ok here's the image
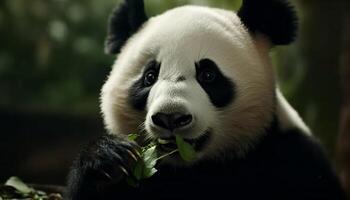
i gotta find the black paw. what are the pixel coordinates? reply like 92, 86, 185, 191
66, 134, 141, 200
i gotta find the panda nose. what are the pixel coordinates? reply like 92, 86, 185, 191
151, 112, 193, 131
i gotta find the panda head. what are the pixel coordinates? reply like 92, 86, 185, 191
101, 0, 297, 162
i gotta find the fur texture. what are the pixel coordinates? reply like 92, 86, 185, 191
66, 1, 346, 199
101, 5, 276, 159
105, 0, 148, 54
66, 124, 346, 200
238, 0, 297, 45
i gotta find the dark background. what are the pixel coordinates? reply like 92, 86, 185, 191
0, 0, 349, 195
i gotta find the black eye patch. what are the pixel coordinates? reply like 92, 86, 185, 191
129, 60, 160, 110
195, 59, 235, 108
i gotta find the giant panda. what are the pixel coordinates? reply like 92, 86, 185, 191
66, 0, 346, 199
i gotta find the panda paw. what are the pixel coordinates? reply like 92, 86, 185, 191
65, 134, 141, 200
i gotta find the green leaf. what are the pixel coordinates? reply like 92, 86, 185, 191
5, 177, 33, 194
1, 177, 57, 200
131, 145, 158, 182
127, 133, 138, 141
143, 167, 158, 179
0, 185, 23, 199
143, 146, 157, 168
126, 176, 139, 188
127, 133, 197, 187
133, 160, 145, 181
175, 135, 197, 162
141, 146, 158, 179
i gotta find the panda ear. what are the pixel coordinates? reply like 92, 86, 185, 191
238, 0, 298, 45
105, 0, 148, 55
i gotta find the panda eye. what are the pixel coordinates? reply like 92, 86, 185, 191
198, 70, 217, 83
144, 69, 158, 87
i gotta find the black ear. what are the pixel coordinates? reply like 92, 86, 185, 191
238, 0, 297, 45
105, 0, 148, 54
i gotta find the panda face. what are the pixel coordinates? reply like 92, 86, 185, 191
144, 57, 234, 152
101, 6, 276, 161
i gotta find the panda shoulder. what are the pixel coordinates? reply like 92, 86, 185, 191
264, 89, 335, 169
264, 89, 332, 163
275, 88, 311, 135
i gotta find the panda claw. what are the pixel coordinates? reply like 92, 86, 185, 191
126, 149, 138, 162
133, 148, 142, 158
118, 165, 130, 176
125, 142, 142, 158
66, 134, 141, 200
101, 170, 113, 180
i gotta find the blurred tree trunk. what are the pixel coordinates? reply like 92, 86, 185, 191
294, 0, 350, 194
337, 0, 350, 196
292, 1, 343, 156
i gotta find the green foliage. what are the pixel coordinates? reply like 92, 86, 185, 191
175, 135, 197, 162
0, 0, 116, 114
5, 177, 33, 194
0, 176, 62, 199
127, 133, 197, 186
133, 145, 158, 181
0, 0, 242, 115
127, 135, 159, 186
0, 0, 340, 158
127, 133, 139, 141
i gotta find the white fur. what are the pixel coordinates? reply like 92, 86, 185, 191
276, 88, 312, 135
100, 5, 310, 160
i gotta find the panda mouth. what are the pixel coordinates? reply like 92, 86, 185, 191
157, 130, 211, 152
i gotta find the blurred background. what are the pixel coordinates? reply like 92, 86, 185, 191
0, 0, 349, 195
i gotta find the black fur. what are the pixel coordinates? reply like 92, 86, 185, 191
66, 135, 140, 200
196, 59, 235, 108
65, 122, 346, 200
105, 0, 147, 54
129, 60, 160, 110
66, 1, 345, 199
238, 0, 298, 45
